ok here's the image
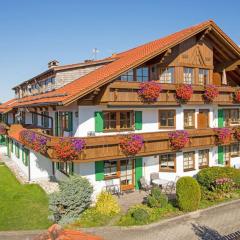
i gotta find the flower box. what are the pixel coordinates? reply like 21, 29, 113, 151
203, 85, 219, 102
214, 128, 231, 145
138, 81, 162, 103
168, 130, 189, 150
19, 130, 50, 155
54, 138, 86, 162
176, 84, 193, 102
120, 134, 144, 156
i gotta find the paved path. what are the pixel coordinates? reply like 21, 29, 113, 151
0, 230, 44, 240
84, 200, 240, 240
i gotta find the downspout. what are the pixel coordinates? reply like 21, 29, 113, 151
28, 152, 31, 182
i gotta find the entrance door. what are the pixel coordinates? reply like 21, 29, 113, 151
120, 159, 134, 191
197, 109, 209, 129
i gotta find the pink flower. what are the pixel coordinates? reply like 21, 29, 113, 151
168, 130, 189, 150
138, 81, 162, 103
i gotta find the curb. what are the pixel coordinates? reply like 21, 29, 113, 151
81, 198, 240, 232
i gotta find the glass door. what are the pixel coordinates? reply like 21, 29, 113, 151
120, 159, 134, 191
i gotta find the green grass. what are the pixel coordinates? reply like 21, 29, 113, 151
0, 165, 52, 230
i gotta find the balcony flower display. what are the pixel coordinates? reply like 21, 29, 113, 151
214, 128, 231, 145
54, 138, 86, 162
138, 81, 162, 103
19, 129, 50, 154
234, 89, 240, 103
168, 130, 189, 150
0, 124, 7, 135
203, 85, 219, 102
120, 134, 144, 156
234, 127, 240, 141
175, 84, 193, 102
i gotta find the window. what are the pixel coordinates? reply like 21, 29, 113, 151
120, 70, 134, 81
231, 144, 240, 157
15, 143, 20, 158
223, 109, 240, 126
104, 160, 119, 178
159, 67, 174, 83
103, 111, 133, 131
199, 69, 209, 85
184, 110, 195, 129
159, 153, 176, 172
57, 162, 74, 176
41, 111, 49, 128
136, 67, 149, 82
184, 67, 194, 84
32, 112, 38, 126
183, 151, 195, 171
159, 110, 175, 128
223, 146, 231, 166
198, 149, 209, 168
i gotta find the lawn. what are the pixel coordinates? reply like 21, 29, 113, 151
0, 164, 52, 230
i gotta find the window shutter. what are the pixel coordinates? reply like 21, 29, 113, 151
6, 138, 10, 157
218, 109, 224, 128
135, 157, 143, 190
218, 146, 224, 165
56, 162, 60, 170
135, 111, 142, 130
95, 161, 104, 181
69, 162, 74, 175
22, 147, 25, 162
68, 112, 73, 132
55, 112, 59, 136
95, 112, 104, 133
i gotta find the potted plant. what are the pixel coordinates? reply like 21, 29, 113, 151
120, 134, 144, 156
54, 138, 86, 162
214, 128, 231, 145
0, 124, 7, 135
176, 84, 193, 102
203, 85, 219, 102
168, 130, 189, 150
138, 81, 162, 103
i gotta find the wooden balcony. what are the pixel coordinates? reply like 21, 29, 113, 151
99, 81, 238, 106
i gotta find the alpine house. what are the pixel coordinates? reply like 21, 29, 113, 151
1, 20, 240, 196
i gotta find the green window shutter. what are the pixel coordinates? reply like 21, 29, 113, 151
69, 162, 74, 175
0, 136, 6, 145
68, 112, 73, 132
218, 109, 224, 128
24, 149, 30, 166
6, 138, 10, 157
22, 147, 25, 162
95, 161, 104, 181
95, 112, 104, 133
56, 162, 60, 170
218, 146, 224, 165
55, 112, 59, 136
135, 111, 142, 130
135, 157, 143, 190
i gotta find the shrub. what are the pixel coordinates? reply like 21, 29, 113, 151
196, 166, 240, 190
129, 204, 152, 224
147, 187, 168, 208
95, 192, 120, 216
176, 177, 201, 212
49, 175, 93, 225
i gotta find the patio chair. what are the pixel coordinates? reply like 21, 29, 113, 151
150, 172, 160, 185
163, 176, 180, 194
105, 179, 121, 197
139, 177, 152, 192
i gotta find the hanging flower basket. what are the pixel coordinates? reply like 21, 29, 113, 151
19, 130, 50, 155
214, 128, 231, 145
138, 81, 162, 103
54, 138, 86, 162
120, 134, 144, 156
176, 84, 193, 102
234, 127, 240, 141
203, 85, 219, 102
0, 124, 7, 135
168, 130, 189, 150
234, 89, 240, 103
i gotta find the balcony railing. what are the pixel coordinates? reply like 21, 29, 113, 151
99, 82, 237, 106
6, 124, 239, 162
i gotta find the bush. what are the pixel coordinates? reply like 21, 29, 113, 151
196, 167, 240, 190
95, 192, 120, 216
129, 204, 152, 224
147, 187, 168, 208
176, 177, 201, 212
49, 175, 93, 225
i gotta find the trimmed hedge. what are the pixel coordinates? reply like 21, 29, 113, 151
176, 177, 201, 212
196, 167, 240, 190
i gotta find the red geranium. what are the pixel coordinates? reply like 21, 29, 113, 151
0, 124, 7, 135
234, 89, 240, 103
168, 130, 189, 150
138, 81, 162, 103
235, 127, 240, 141
176, 84, 193, 102
54, 141, 78, 162
204, 85, 219, 102
214, 128, 231, 145
120, 134, 144, 156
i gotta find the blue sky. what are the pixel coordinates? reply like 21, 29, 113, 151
0, 0, 239, 102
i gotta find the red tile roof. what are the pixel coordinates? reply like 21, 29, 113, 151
6, 20, 240, 109
0, 99, 17, 113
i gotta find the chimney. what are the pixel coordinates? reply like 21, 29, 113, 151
48, 60, 59, 69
